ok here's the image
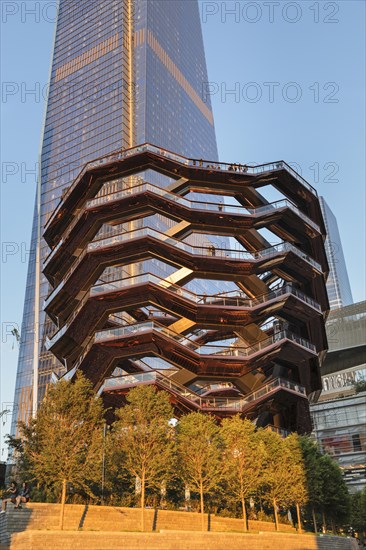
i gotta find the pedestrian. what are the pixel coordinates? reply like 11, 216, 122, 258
1, 481, 18, 511
14, 482, 31, 509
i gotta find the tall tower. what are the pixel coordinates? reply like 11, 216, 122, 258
12, 0, 329, 437
11, 0, 218, 433
319, 197, 353, 310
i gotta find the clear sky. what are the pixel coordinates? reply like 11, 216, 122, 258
0, 0, 365, 458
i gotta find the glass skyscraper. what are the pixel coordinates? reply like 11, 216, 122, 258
11, 0, 219, 433
12, 0, 329, 437
319, 197, 353, 310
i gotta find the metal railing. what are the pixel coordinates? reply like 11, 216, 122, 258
90, 272, 321, 311
46, 275, 321, 350
44, 142, 317, 231
102, 372, 306, 411
86, 181, 320, 231
44, 227, 321, 310
87, 226, 322, 269
94, 320, 316, 355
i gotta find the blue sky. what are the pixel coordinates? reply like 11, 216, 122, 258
0, 1, 365, 457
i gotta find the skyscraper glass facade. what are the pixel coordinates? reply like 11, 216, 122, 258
319, 197, 353, 310
11, 0, 219, 433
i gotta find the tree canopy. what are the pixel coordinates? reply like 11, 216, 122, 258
177, 412, 223, 530
13, 373, 105, 528
7, 383, 352, 534
113, 385, 176, 530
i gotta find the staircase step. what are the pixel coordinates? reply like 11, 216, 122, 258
6, 530, 359, 550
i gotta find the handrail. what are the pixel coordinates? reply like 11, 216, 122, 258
44, 142, 317, 231
86, 227, 322, 269
90, 273, 321, 310
69, 321, 316, 378
44, 231, 321, 310
69, 319, 316, 375
101, 372, 306, 412
44, 185, 320, 267
85, 182, 320, 231
45, 275, 321, 349
93, 320, 316, 354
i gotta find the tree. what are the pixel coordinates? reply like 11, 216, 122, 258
112, 386, 175, 531
221, 416, 265, 531
319, 453, 350, 533
258, 428, 292, 531
14, 373, 105, 529
350, 487, 366, 534
299, 436, 324, 533
284, 434, 308, 533
177, 412, 223, 531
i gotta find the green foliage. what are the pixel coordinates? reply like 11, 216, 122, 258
12, 373, 105, 501
7, 378, 352, 534
177, 412, 223, 529
284, 434, 308, 507
350, 487, 366, 533
299, 436, 351, 531
177, 412, 223, 497
112, 386, 175, 530
113, 385, 175, 489
319, 453, 350, 525
258, 428, 292, 506
221, 416, 265, 528
299, 436, 324, 507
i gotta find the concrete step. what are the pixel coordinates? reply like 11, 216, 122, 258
4, 503, 296, 535
7, 531, 359, 550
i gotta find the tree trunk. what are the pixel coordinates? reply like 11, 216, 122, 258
200, 482, 205, 531
141, 474, 145, 532
273, 498, 279, 531
59, 479, 67, 530
331, 517, 336, 535
312, 506, 317, 534
296, 502, 302, 534
241, 497, 248, 532
322, 510, 326, 533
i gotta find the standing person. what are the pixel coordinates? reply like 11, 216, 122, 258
14, 482, 30, 509
1, 481, 18, 511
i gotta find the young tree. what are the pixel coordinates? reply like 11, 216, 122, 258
284, 433, 308, 533
112, 385, 175, 531
177, 412, 223, 531
319, 453, 350, 533
350, 487, 366, 534
258, 428, 292, 531
221, 416, 265, 531
299, 436, 324, 533
14, 373, 105, 529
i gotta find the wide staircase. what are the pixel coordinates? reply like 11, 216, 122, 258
0, 504, 358, 550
